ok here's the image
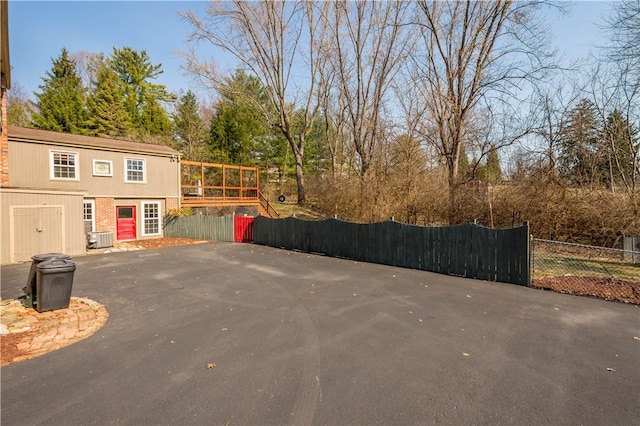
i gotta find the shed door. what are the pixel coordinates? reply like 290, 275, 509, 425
13, 206, 64, 262
116, 206, 137, 241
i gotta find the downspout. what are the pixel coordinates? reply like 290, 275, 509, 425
177, 154, 181, 208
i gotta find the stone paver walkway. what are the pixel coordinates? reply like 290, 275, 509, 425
0, 297, 108, 366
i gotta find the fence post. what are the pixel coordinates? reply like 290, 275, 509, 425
624, 236, 640, 263
524, 221, 532, 286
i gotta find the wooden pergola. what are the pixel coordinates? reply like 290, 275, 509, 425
180, 160, 278, 217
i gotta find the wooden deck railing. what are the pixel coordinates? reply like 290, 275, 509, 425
180, 160, 279, 217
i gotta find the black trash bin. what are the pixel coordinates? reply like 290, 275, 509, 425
23, 253, 72, 308
35, 259, 76, 313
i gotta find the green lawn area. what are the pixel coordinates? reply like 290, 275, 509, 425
533, 253, 640, 282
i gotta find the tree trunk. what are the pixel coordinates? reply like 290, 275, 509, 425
448, 170, 459, 225
283, 131, 306, 205
447, 153, 461, 225
294, 150, 306, 205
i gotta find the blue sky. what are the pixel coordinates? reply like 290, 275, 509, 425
9, 1, 211, 98
8, 1, 615, 103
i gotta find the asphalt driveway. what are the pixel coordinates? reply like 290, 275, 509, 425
1, 242, 639, 425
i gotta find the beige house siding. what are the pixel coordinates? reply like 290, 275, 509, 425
1, 189, 86, 264
8, 140, 180, 198
1, 127, 181, 264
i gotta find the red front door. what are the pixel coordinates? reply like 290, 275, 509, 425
116, 206, 136, 241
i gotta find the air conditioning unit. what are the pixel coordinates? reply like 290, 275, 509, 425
87, 231, 113, 249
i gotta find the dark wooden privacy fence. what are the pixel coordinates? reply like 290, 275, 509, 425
254, 217, 532, 286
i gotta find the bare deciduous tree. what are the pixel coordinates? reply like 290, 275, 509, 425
587, 62, 640, 196
70, 50, 104, 90
521, 78, 586, 188
314, 28, 349, 178
183, 1, 325, 205
606, 0, 640, 70
600, 1, 640, 194
324, 1, 413, 178
409, 0, 557, 223
6, 82, 34, 127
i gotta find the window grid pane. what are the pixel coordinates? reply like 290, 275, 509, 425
144, 203, 159, 235
83, 202, 93, 221
126, 159, 144, 182
53, 153, 77, 179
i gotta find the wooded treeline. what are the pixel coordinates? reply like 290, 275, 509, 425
7, 1, 640, 248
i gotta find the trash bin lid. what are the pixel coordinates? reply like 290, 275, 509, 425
36, 259, 76, 271
31, 253, 72, 262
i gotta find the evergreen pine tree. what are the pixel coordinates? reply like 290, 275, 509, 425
172, 90, 208, 161
32, 48, 87, 133
209, 69, 270, 165
558, 98, 601, 186
484, 147, 502, 183
602, 109, 638, 188
209, 102, 256, 164
473, 156, 485, 181
458, 144, 471, 180
85, 66, 131, 138
301, 112, 332, 174
106, 47, 174, 137
140, 98, 172, 136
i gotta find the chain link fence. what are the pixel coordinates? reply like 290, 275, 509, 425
532, 239, 640, 304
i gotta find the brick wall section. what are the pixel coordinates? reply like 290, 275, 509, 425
166, 198, 179, 211
0, 78, 8, 187
95, 197, 116, 235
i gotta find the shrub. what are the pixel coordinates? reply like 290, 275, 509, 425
166, 207, 193, 217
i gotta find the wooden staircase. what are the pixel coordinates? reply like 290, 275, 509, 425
258, 191, 280, 218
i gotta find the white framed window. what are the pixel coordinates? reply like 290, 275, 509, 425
50, 151, 79, 180
83, 200, 95, 233
92, 159, 113, 177
125, 158, 146, 183
142, 201, 161, 236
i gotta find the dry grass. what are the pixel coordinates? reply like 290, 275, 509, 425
271, 201, 326, 220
